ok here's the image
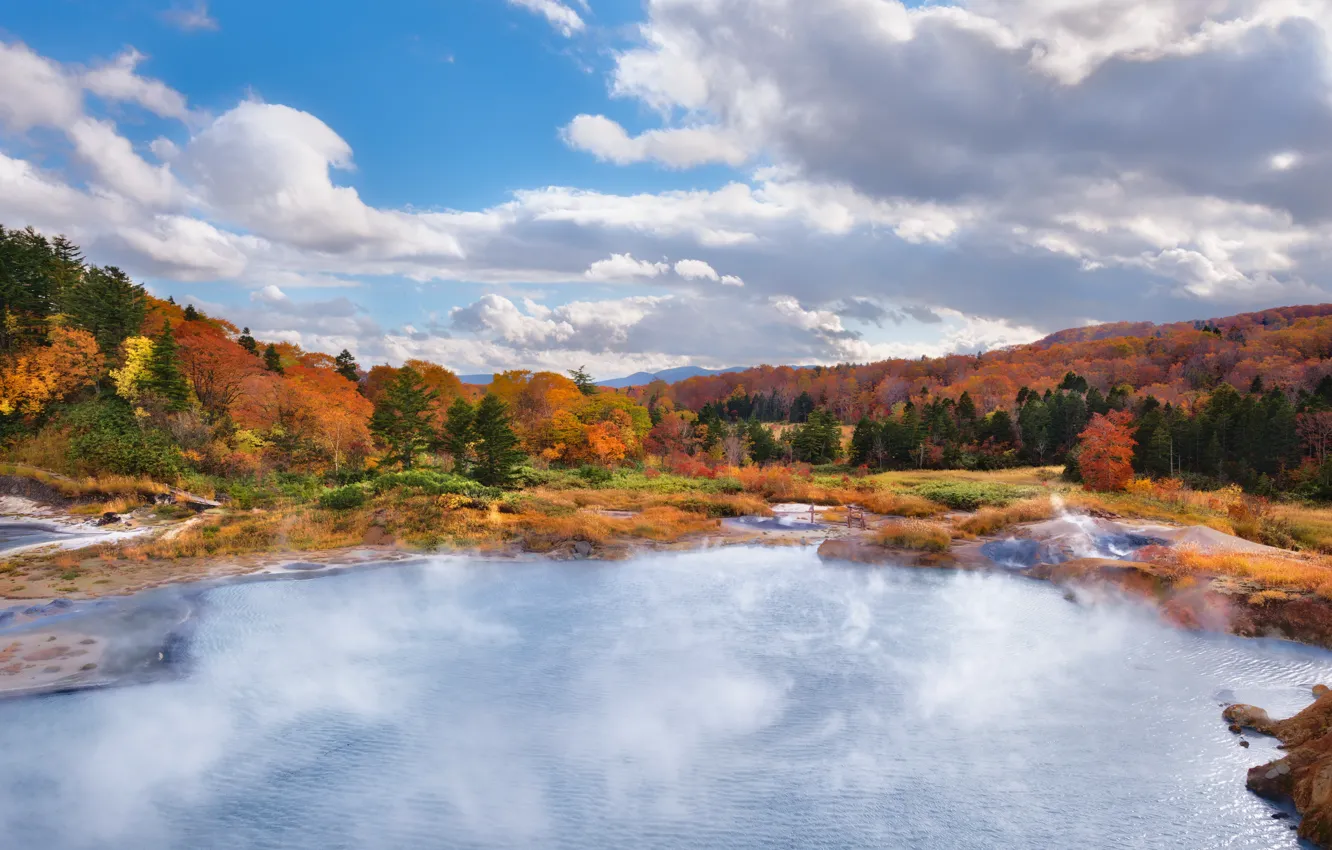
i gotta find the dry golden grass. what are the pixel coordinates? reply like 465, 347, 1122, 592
865, 466, 1064, 489
955, 497, 1056, 536
874, 519, 952, 553
1248, 589, 1294, 606
1139, 545, 1332, 593
856, 490, 947, 518
0, 463, 168, 500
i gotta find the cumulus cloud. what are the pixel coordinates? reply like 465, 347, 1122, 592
82, 49, 191, 119
5, 4, 1332, 376
585, 253, 669, 281
506, 0, 585, 37
562, 115, 749, 168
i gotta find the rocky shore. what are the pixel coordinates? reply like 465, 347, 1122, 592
1225, 688, 1332, 846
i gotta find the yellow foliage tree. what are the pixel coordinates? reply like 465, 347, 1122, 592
0, 327, 101, 416
110, 336, 155, 401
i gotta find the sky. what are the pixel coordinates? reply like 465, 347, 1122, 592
2, 0, 1331, 381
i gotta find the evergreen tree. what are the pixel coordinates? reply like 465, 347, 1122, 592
792, 409, 842, 463
238, 328, 258, 355
334, 349, 359, 383
146, 321, 192, 411
183, 304, 200, 321
568, 365, 597, 396
370, 365, 438, 468
471, 394, 525, 487
262, 344, 284, 374
849, 416, 882, 467
441, 397, 476, 472
789, 391, 815, 423
0, 226, 59, 353
746, 418, 781, 464
62, 265, 146, 356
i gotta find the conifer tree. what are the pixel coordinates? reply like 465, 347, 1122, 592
62, 265, 146, 356
568, 365, 597, 396
147, 321, 191, 411
334, 349, 359, 383
441, 397, 476, 473
471, 394, 524, 487
238, 328, 258, 355
370, 365, 438, 468
183, 304, 200, 321
262, 343, 284, 374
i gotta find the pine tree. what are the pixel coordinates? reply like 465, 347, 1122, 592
183, 304, 200, 321
441, 397, 475, 473
334, 349, 359, 383
146, 321, 192, 411
370, 365, 438, 468
238, 328, 258, 355
262, 344, 284, 374
61, 265, 146, 356
746, 418, 781, 464
568, 365, 597, 396
849, 416, 881, 467
471, 394, 525, 487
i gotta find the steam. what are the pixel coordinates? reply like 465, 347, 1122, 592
2, 548, 1332, 848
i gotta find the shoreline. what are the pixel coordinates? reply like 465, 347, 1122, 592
6, 499, 1332, 697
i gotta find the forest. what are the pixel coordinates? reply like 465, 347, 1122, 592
4, 224, 1332, 505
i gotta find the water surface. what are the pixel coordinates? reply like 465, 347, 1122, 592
0, 547, 1326, 849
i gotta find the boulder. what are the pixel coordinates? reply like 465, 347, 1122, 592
1227, 690, 1332, 846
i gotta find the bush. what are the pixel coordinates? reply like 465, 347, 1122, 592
911, 481, 1034, 511
64, 398, 182, 480
577, 465, 615, 486
319, 484, 367, 510
373, 469, 502, 502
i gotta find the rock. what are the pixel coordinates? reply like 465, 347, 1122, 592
95, 512, 119, 526
1316, 684, 1330, 699
1228, 690, 1332, 846
1240, 740, 1250, 748
572, 540, 594, 559
1223, 704, 1275, 735
1229, 724, 1243, 734
1274, 812, 1291, 820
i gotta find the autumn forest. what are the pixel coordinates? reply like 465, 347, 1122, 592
5, 224, 1332, 507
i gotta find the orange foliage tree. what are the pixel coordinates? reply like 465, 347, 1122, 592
1077, 411, 1137, 491
0, 327, 101, 416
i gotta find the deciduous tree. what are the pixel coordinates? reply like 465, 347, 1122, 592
1077, 411, 1137, 492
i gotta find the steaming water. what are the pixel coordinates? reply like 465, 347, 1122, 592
1, 546, 1329, 849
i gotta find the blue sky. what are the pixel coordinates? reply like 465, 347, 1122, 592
0, 0, 1326, 379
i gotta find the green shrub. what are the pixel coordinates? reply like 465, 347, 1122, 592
577, 465, 615, 486
910, 481, 1035, 511
319, 484, 367, 510
64, 399, 182, 479
373, 469, 502, 501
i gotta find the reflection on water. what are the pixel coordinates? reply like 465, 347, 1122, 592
0, 547, 1326, 849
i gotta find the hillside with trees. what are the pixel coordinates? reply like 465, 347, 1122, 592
5, 223, 1332, 505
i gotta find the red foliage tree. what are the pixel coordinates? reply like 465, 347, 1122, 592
1077, 411, 1137, 492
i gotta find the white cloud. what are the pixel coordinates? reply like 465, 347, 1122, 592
67, 118, 184, 208
82, 49, 190, 120
506, 0, 585, 37
0, 41, 82, 132
562, 114, 749, 168
673, 259, 718, 280
161, 2, 219, 32
584, 252, 669, 281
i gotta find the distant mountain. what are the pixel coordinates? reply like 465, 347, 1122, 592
597, 366, 747, 388
458, 366, 747, 388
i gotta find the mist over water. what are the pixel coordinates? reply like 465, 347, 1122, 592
1, 547, 1328, 849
